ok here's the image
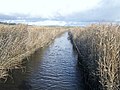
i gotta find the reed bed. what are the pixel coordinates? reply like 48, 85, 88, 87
0, 24, 66, 82
71, 24, 120, 90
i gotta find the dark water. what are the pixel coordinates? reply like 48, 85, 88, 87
0, 32, 85, 90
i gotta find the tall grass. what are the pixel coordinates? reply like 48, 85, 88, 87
0, 24, 66, 82
71, 24, 120, 90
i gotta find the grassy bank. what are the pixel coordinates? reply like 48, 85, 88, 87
0, 24, 66, 82
70, 24, 120, 90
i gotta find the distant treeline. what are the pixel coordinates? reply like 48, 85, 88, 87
0, 21, 17, 25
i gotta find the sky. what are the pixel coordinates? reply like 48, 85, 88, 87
0, 0, 120, 25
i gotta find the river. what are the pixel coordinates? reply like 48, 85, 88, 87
0, 32, 85, 90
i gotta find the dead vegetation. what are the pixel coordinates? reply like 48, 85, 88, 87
71, 24, 120, 90
0, 24, 66, 82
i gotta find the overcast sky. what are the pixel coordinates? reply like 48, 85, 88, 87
0, 0, 120, 25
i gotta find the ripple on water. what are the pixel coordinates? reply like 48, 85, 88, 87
0, 32, 85, 90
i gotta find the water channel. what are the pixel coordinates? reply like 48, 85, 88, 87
0, 32, 85, 90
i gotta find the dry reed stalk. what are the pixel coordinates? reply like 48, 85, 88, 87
0, 24, 66, 82
71, 24, 120, 90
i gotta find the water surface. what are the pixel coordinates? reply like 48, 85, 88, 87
0, 32, 85, 90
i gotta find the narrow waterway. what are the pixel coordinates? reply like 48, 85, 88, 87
0, 32, 85, 90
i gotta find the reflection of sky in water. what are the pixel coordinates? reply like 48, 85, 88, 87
26, 32, 85, 90
0, 32, 85, 90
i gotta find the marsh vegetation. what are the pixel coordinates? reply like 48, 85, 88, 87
0, 24, 66, 82
71, 24, 120, 90
0, 23, 120, 90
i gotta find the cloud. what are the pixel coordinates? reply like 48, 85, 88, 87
27, 20, 67, 26
0, 0, 120, 26
58, 0, 120, 22
0, 0, 101, 18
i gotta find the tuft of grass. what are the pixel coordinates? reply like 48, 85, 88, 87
0, 24, 66, 82
71, 24, 120, 90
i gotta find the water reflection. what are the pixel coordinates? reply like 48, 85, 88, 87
18, 80, 32, 90
0, 32, 85, 90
